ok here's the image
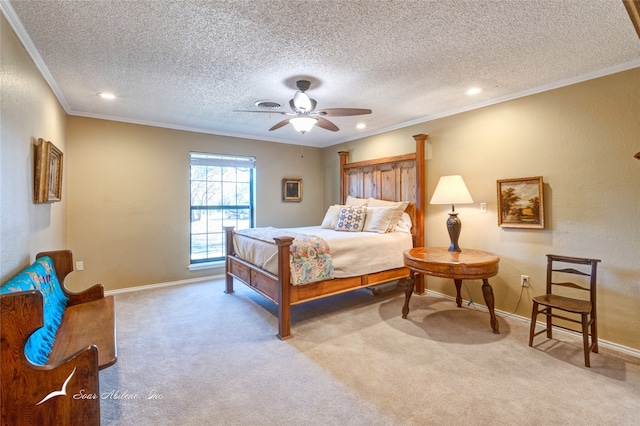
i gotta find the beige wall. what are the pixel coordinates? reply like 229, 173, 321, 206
324, 68, 640, 350
0, 14, 68, 281
65, 117, 323, 291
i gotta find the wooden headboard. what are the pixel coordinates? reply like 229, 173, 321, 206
338, 134, 426, 247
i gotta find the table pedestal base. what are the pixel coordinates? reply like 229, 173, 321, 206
402, 273, 500, 334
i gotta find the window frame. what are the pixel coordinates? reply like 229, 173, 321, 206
189, 152, 255, 264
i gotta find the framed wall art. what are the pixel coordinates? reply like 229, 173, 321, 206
282, 178, 302, 202
34, 138, 63, 203
497, 176, 544, 229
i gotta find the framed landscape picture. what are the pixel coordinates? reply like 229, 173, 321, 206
282, 178, 302, 202
497, 176, 544, 229
34, 138, 63, 203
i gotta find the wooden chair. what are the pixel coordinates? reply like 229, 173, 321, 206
528, 254, 601, 367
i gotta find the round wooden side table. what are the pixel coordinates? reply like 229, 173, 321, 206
402, 247, 501, 333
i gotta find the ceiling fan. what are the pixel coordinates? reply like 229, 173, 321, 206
235, 80, 372, 134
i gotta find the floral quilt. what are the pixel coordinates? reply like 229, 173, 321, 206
234, 227, 334, 285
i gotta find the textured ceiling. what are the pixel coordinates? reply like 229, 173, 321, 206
4, 0, 640, 148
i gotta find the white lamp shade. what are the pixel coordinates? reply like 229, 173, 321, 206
430, 175, 473, 205
290, 116, 317, 134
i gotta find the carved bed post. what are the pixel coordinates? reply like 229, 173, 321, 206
338, 151, 349, 205
412, 134, 426, 247
274, 236, 294, 340
224, 227, 235, 294
412, 134, 427, 294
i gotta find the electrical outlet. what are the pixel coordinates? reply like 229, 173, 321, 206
76, 261, 84, 271
520, 275, 529, 287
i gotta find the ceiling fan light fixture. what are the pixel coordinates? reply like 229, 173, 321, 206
290, 116, 317, 134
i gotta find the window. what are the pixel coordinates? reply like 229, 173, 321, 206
190, 152, 255, 263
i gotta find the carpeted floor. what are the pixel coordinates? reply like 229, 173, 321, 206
100, 279, 640, 425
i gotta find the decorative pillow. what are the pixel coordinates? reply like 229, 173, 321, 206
367, 198, 409, 232
321, 205, 351, 229
335, 206, 367, 232
362, 206, 397, 233
0, 256, 68, 365
345, 195, 369, 206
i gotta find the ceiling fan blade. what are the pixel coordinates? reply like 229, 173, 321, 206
269, 119, 290, 131
316, 108, 372, 117
316, 117, 339, 132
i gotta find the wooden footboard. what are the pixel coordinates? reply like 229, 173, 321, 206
225, 227, 294, 339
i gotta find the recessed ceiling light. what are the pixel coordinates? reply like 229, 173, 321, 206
98, 92, 116, 99
356, 123, 366, 129
466, 87, 482, 96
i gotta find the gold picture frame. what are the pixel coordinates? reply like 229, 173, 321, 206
34, 138, 63, 203
282, 178, 302, 202
497, 176, 544, 229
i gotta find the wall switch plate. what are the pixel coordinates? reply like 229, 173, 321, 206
76, 261, 84, 271
480, 203, 487, 213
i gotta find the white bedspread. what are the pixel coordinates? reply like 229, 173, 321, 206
232, 226, 412, 281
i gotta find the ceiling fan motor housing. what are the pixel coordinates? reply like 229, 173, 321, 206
292, 91, 315, 112
295, 80, 311, 92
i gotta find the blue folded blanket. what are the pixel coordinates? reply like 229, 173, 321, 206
0, 256, 68, 365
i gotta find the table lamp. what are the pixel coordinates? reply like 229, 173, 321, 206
430, 175, 473, 252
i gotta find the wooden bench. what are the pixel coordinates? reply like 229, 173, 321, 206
1, 250, 117, 426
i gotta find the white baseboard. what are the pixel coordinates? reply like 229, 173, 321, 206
105, 276, 640, 361
104, 273, 225, 296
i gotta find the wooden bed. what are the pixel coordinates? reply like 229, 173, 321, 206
225, 134, 426, 339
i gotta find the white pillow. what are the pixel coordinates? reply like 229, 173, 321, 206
345, 195, 369, 206
335, 206, 367, 232
321, 205, 350, 229
367, 198, 409, 232
362, 206, 396, 233
394, 212, 413, 233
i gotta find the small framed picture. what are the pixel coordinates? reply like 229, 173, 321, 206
34, 138, 63, 203
497, 176, 544, 229
282, 178, 302, 202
